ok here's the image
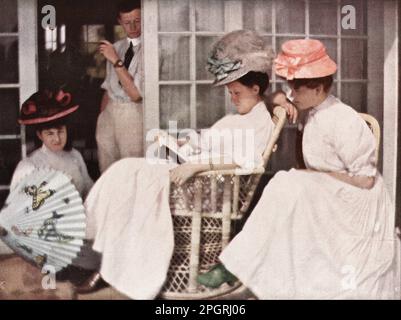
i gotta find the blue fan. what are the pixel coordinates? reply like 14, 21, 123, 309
0, 169, 86, 272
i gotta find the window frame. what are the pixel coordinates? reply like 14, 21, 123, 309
0, 0, 38, 194
143, 0, 399, 213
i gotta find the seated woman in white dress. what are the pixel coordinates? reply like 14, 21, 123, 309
9, 89, 99, 280
11, 90, 93, 198
76, 30, 296, 298
197, 39, 400, 299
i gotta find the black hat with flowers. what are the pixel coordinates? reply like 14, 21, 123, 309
18, 89, 79, 125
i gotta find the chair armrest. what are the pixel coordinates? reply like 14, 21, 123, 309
195, 167, 265, 177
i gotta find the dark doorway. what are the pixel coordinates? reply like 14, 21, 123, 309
36, 0, 123, 180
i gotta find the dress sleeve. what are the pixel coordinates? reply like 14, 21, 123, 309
73, 150, 94, 199
334, 111, 377, 177
9, 159, 36, 191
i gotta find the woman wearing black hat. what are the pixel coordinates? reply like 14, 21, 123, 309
10, 90, 93, 198
9, 89, 99, 280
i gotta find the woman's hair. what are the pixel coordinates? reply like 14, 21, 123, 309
237, 71, 270, 96
33, 117, 73, 151
287, 75, 333, 93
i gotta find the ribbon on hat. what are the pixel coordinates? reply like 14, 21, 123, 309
207, 57, 242, 81
275, 56, 302, 80
275, 45, 328, 80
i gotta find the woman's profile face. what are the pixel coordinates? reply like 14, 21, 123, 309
36, 125, 67, 152
288, 84, 322, 111
226, 81, 260, 115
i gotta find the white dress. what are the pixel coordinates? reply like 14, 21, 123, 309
3, 145, 99, 268
84, 102, 274, 299
220, 95, 401, 299
10, 144, 94, 199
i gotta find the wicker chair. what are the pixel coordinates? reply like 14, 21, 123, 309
160, 106, 287, 299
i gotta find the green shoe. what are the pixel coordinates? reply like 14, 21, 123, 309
197, 264, 237, 288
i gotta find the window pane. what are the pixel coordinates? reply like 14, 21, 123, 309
276, 0, 305, 34
195, 0, 224, 32
160, 85, 190, 129
86, 43, 107, 80
262, 36, 273, 47
196, 85, 225, 129
159, 0, 190, 32
243, 0, 273, 34
341, 0, 367, 35
309, 0, 337, 35
0, 89, 19, 135
276, 36, 300, 54
0, 139, 21, 185
341, 39, 366, 79
341, 82, 366, 112
196, 36, 219, 80
262, 36, 274, 78
0, 0, 17, 32
81, 25, 105, 43
159, 35, 190, 81
0, 36, 18, 83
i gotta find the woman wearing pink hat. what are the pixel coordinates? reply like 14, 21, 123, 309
198, 39, 400, 299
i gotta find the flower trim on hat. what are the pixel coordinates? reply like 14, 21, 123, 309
207, 57, 242, 82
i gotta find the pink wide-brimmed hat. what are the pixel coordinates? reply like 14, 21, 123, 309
274, 39, 337, 80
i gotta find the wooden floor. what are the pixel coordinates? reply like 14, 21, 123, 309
0, 255, 255, 300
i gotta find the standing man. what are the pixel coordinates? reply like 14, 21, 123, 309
97, 0, 143, 173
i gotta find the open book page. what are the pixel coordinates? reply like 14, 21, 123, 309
157, 131, 189, 164
156, 130, 223, 165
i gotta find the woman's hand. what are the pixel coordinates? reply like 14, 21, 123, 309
170, 163, 200, 186
99, 40, 119, 65
271, 91, 298, 124
327, 172, 375, 189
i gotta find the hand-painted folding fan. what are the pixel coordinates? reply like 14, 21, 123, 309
0, 168, 86, 272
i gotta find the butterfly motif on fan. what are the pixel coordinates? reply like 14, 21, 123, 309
0, 169, 87, 272
24, 181, 56, 211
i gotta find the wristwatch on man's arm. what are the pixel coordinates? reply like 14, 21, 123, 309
114, 59, 124, 68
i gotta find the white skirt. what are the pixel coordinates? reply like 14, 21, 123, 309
85, 158, 177, 299
220, 169, 400, 299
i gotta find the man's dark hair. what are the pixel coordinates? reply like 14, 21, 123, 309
237, 71, 270, 96
287, 75, 333, 93
117, 0, 141, 17
33, 117, 73, 151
